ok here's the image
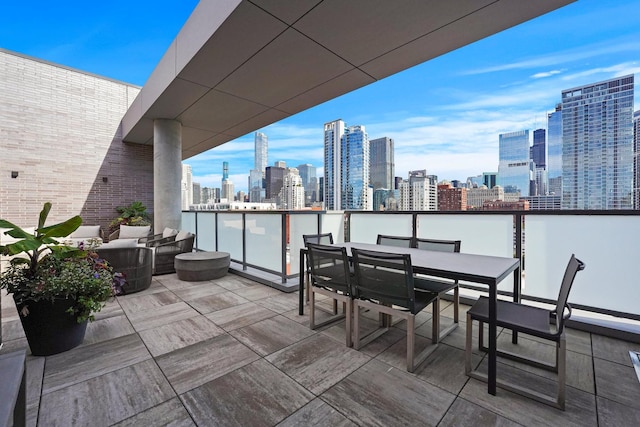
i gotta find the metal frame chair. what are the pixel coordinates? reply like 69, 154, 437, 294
306, 243, 353, 347
303, 233, 334, 305
413, 238, 462, 344
351, 248, 438, 372
376, 234, 414, 247
465, 254, 585, 410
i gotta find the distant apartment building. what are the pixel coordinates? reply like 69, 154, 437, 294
547, 104, 563, 195
221, 161, 234, 201
323, 119, 345, 210
201, 187, 218, 203
297, 163, 317, 205
249, 131, 268, 203
181, 164, 193, 210
369, 137, 395, 191
482, 172, 498, 189
561, 75, 635, 209
531, 128, 547, 196
399, 170, 437, 211
372, 188, 398, 211
498, 130, 533, 197
265, 164, 286, 204
192, 182, 201, 204
280, 168, 305, 209
341, 125, 370, 210
438, 183, 467, 211
466, 185, 504, 209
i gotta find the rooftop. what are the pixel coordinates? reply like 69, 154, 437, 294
2, 272, 639, 426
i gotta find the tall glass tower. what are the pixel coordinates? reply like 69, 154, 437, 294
547, 104, 563, 195
341, 125, 370, 210
323, 119, 345, 210
498, 130, 532, 196
254, 132, 268, 174
561, 75, 635, 210
369, 137, 395, 191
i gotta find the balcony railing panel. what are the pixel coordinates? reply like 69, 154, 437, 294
194, 212, 216, 251
245, 214, 282, 272
349, 213, 413, 243
322, 211, 346, 243
289, 214, 320, 276
417, 213, 515, 292
216, 213, 243, 262
525, 215, 640, 316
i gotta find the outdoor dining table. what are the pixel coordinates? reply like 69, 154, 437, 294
298, 241, 521, 396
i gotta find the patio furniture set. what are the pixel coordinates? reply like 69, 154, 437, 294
300, 233, 584, 411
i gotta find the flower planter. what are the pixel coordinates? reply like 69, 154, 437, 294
16, 298, 88, 356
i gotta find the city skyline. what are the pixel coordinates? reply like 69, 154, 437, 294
4, 1, 640, 192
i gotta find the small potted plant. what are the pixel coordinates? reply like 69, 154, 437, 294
108, 201, 152, 237
0, 202, 122, 356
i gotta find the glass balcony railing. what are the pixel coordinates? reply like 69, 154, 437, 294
182, 209, 640, 333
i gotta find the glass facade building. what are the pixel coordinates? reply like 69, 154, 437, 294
561, 75, 635, 210
323, 119, 344, 210
498, 130, 532, 196
547, 105, 563, 195
369, 137, 395, 191
341, 125, 370, 210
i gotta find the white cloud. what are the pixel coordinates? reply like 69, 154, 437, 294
531, 69, 564, 79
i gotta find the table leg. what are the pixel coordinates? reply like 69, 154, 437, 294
512, 265, 521, 344
299, 249, 305, 315
488, 283, 497, 395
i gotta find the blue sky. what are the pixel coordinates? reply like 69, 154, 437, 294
3, 1, 639, 192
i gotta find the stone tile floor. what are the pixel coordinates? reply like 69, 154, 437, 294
1, 272, 640, 426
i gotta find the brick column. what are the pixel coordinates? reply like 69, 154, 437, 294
153, 119, 182, 233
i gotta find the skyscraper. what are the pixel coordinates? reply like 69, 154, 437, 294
399, 170, 437, 211
561, 75, 635, 210
297, 163, 317, 205
324, 119, 345, 210
547, 104, 563, 195
265, 164, 285, 203
531, 128, 547, 195
254, 132, 268, 174
498, 130, 533, 197
181, 164, 193, 210
341, 125, 370, 210
221, 161, 234, 201
369, 137, 395, 191
281, 168, 305, 210
634, 110, 640, 209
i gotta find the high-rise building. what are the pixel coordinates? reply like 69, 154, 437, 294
254, 132, 268, 174
221, 161, 234, 201
280, 168, 305, 210
369, 137, 395, 191
324, 119, 345, 210
248, 169, 263, 202
482, 172, 498, 189
297, 163, 317, 205
498, 130, 533, 197
547, 104, 563, 195
634, 110, 640, 209
181, 164, 193, 210
438, 183, 467, 211
265, 164, 285, 202
399, 170, 437, 211
274, 160, 287, 169
561, 75, 635, 210
192, 182, 201, 204
467, 185, 504, 209
341, 125, 370, 210
530, 129, 547, 196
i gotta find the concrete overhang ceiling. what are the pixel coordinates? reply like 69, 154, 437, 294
121, 0, 575, 160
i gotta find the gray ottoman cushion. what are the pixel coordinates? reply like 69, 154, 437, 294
174, 251, 230, 281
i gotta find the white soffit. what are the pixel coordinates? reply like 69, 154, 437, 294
121, 0, 575, 159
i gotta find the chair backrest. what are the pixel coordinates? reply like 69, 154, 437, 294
303, 233, 334, 246
176, 234, 195, 252
306, 243, 351, 294
414, 238, 461, 253
376, 234, 414, 248
351, 248, 418, 313
554, 254, 585, 333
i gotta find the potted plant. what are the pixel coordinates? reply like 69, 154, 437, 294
108, 201, 152, 234
0, 202, 122, 356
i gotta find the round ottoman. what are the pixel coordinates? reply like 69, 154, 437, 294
174, 251, 230, 281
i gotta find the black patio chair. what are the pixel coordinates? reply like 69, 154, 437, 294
465, 254, 585, 410
351, 248, 438, 372
153, 233, 195, 275
413, 238, 462, 343
302, 233, 334, 305
96, 247, 153, 294
306, 243, 353, 347
376, 234, 414, 247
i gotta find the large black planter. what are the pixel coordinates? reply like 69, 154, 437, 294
16, 298, 88, 356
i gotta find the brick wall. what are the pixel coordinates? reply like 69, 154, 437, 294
0, 50, 153, 234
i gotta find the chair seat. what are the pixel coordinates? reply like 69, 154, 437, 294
468, 296, 560, 341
